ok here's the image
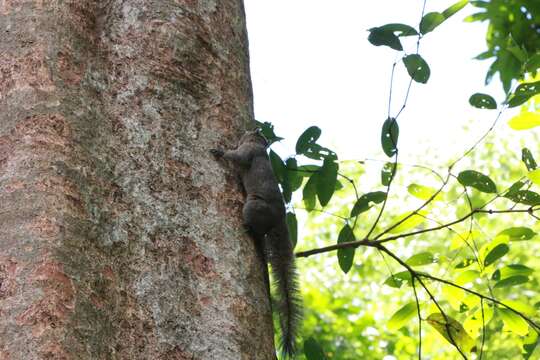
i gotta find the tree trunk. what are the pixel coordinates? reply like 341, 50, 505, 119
0, 1, 275, 359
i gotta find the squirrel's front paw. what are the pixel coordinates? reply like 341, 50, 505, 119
210, 148, 224, 158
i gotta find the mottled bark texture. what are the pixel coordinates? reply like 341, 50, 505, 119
0, 1, 275, 359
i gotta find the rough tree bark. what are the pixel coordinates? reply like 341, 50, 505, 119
0, 1, 275, 359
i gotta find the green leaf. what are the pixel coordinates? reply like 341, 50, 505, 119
381, 117, 399, 157
522, 148, 538, 171
505, 180, 526, 197
316, 159, 338, 207
498, 308, 529, 336
285, 158, 303, 191
297, 165, 320, 177
376, 23, 418, 36
406, 252, 436, 266
350, 191, 387, 217
498, 227, 536, 241
523, 331, 539, 360
455, 270, 480, 285
403, 54, 431, 83
337, 224, 355, 274
286, 212, 298, 248
474, 50, 494, 60
269, 150, 285, 183
388, 210, 428, 234
492, 264, 534, 281
254, 120, 283, 145
507, 81, 540, 108
525, 53, 540, 73
502, 300, 536, 317
384, 271, 412, 288
419, 12, 446, 34
457, 170, 497, 193
296, 126, 321, 154
388, 302, 418, 331
494, 275, 529, 288
282, 158, 302, 203
381, 162, 397, 186
508, 111, 540, 130
304, 337, 327, 360
304, 143, 337, 161
505, 190, 540, 206
528, 168, 540, 186
468, 93, 497, 109
368, 29, 402, 51
442, 0, 469, 19
464, 305, 494, 338
303, 174, 318, 211
407, 183, 443, 201
426, 313, 476, 352
455, 257, 476, 269
483, 243, 509, 267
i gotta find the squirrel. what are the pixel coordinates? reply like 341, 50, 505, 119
211, 129, 302, 359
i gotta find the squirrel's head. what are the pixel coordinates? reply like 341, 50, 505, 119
239, 129, 268, 147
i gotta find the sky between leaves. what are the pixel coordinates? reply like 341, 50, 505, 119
243, 0, 519, 166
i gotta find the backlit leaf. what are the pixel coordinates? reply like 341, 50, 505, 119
388, 302, 418, 331
442, 0, 469, 19
502, 300, 536, 317
420, 12, 446, 34
450, 230, 481, 250
456, 270, 480, 285
427, 313, 476, 352
528, 169, 540, 186
498, 308, 529, 336
384, 271, 412, 288
388, 210, 428, 234
464, 305, 494, 338
407, 183, 443, 201
406, 252, 436, 266
508, 111, 540, 130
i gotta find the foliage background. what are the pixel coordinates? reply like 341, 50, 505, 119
248, 0, 540, 359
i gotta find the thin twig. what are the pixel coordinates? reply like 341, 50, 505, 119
411, 277, 423, 360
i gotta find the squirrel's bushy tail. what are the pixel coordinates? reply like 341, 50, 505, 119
267, 220, 302, 359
